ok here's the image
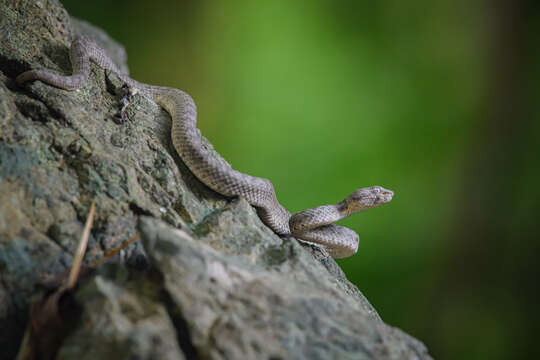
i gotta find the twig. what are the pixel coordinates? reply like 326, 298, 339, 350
90, 233, 141, 267
66, 200, 96, 289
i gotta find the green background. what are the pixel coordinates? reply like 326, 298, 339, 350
60, 1, 540, 359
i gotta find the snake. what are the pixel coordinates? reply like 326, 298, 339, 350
16, 36, 393, 258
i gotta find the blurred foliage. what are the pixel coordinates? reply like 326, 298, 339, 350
61, 1, 540, 359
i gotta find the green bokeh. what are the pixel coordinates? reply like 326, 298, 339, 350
60, 1, 540, 359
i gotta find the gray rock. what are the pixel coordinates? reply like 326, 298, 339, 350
0, 1, 432, 359
58, 265, 186, 360
139, 217, 431, 360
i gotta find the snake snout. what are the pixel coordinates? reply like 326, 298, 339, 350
372, 186, 393, 204
380, 189, 394, 203
382, 189, 393, 197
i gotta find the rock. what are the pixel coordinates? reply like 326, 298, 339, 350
0, 1, 432, 359
57, 265, 186, 360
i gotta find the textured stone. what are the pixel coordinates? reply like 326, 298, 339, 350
0, 1, 432, 359
57, 266, 185, 360
140, 217, 431, 360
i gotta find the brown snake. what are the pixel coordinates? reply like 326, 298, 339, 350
16, 36, 393, 258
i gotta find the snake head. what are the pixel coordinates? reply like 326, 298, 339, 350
341, 186, 394, 214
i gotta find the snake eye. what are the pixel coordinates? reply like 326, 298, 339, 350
373, 187, 381, 193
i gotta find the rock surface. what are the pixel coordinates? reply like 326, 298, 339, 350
0, 1, 432, 359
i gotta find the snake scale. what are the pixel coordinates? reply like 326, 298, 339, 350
16, 36, 393, 258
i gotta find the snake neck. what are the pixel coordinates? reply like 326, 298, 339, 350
337, 199, 373, 216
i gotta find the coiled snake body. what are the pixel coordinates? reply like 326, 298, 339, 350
17, 36, 393, 258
